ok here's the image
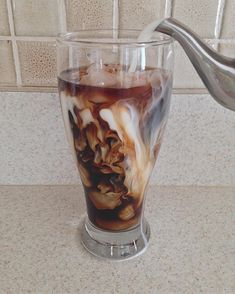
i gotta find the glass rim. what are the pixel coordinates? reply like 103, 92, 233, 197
57, 29, 173, 47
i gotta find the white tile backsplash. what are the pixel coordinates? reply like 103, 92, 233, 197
0, 0, 10, 35
172, 0, 219, 38
0, 92, 234, 186
1, 0, 235, 89
17, 41, 57, 86
12, 0, 59, 36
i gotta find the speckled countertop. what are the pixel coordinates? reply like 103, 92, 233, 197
1, 185, 235, 293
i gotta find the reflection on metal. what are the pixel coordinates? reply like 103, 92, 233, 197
157, 18, 235, 111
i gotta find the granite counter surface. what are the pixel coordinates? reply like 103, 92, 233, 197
0, 185, 234, 293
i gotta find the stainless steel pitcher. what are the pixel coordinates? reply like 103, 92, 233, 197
156, 18, 235, 111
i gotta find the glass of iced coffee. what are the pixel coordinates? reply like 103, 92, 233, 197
57, 30, 174, 260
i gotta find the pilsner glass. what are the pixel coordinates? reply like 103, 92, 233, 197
57, 30, 174, 260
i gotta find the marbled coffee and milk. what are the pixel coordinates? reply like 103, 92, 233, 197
59, 63, 172, 230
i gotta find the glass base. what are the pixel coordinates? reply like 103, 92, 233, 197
81, 217, 150, 261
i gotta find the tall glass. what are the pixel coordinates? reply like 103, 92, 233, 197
57, 30, 174, 260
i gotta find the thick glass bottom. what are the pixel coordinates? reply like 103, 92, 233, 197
81, 217, 150, 261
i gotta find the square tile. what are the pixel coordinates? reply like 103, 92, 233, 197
173, 42, 204, 89
18, 41, 57, 86
12, 0, 59, 36
173, 0, 219, 38
219, 42, 235, 58
0, 41, 16, 85
65, 0, 113, 30
0, 0, 10, 35
119, 0, 165, 30
221, 0, 235, 38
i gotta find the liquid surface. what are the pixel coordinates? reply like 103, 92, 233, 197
58, 64, 172, 231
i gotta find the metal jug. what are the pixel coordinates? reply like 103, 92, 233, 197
156, 18, 235, 111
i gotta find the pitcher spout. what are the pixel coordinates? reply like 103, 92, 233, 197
156, 18, 235, 111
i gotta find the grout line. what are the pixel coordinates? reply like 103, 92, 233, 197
162, 0, 173, 70
215, 0, 226, 39
0, 36, 56, 41
112, 0, 119, 53
57, 0, 67, 33
57, 0, 69, 65
215, 39, 235, 43
204, 38, 235, 44
214, 0, 226, 50
0, 36, 12, 40
6, 0, 22, 86
164, 0, 173, 18
112, 0, 119, 32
